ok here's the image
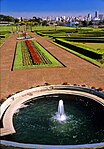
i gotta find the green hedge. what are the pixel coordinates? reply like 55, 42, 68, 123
0, 35, 5, 38
55, 38, 102, 59
0, 31, 11, 35
60, 37, 104, 43
36, 32, 46, 36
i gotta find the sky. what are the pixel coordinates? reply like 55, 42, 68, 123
1, 0, 104, 18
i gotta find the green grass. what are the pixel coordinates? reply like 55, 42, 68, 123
13, 42, 23, 69
32, 25, 72, 32
0, 25, 16, 32
35, 26, 104, 39
13, 40, 63, 70
0, 26, 16, 46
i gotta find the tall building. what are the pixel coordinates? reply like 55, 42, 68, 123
95, 11, 99, 18
87, 13, 92, 21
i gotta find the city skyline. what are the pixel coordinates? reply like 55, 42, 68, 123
1, 0, 104, 18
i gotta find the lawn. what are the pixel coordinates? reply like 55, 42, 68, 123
0, 25, 16, 46
35, 26, 104, 38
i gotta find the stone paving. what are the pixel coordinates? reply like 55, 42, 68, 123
0, 32, 104, 100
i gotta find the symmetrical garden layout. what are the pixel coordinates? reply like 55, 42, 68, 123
13, 37, 63, 70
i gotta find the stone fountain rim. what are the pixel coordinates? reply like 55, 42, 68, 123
0, 85, 104, 148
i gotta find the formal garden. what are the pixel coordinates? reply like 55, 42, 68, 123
34, 26, 104, 67
0, 25, 104, 68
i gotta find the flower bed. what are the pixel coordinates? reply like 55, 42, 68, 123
21, 41, 33, 66
25, 40, 41, 64
30, 40, 52, 64
13, 40, 63, 70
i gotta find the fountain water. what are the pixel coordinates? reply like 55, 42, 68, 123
1, 86, 104, 147
55, 100, 67, 122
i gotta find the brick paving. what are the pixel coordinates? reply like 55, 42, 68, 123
0, 32, 104, 100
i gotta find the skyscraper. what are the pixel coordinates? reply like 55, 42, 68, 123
87, 13, 92, 21
95, 11, 99, 18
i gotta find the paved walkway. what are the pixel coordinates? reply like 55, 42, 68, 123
0, 32, 104, 100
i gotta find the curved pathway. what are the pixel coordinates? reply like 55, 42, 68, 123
0, 32, 104, 100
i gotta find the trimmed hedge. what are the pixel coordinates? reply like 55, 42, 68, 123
36, 32, 46, 36
60, 37, 104, 43
0, 35, 5, 38
55, 38, 102, 59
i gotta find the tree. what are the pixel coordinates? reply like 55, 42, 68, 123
0, 14, 14, 22
42, 20, 48, 26
14, 18, 19, 24
89, 21, 93, 26
81, 20, 88, 27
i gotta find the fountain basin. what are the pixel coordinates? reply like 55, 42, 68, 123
0, 85, 104, 148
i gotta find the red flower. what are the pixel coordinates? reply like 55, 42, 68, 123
25, 40, 41, 64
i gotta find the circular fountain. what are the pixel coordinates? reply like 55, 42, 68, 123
0, 85, 104, 149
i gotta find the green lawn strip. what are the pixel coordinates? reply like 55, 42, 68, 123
0, 25, 16, 32
70, 34, 104, 38
13, 63, 62, 70
32, 40, 62, 66
32, 25, 72, 32
13, 42, 23, 69
53, 41, 104, 68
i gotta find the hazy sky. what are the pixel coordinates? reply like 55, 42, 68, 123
1, 0, 104, 18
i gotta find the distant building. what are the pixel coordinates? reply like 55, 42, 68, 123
95, 11, 99, 18
87, 13, 92, 21
93, 11, 100, 24
65, 21, 76, 27
56, 17, 59, 22
99, 14, 104, 21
